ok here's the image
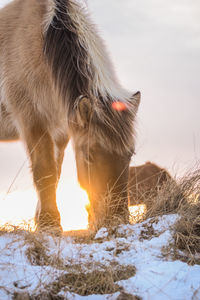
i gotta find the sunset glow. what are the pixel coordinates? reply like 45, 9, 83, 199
0, 180, 89, 232
57, 179, 89, 231
0, 186, 145, 232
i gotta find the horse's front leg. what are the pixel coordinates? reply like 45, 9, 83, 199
24, 126, 62, 233
55, 135, 69, 182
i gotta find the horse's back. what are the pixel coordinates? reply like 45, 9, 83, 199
0, 0, 59, 137
129, 162, 172, 205
0, 0, 47, 81
0, 0, 24, 52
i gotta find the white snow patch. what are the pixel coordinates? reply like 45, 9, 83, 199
95, 227, 109, 240
0, 214, 199, 299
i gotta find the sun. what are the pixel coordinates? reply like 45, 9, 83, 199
0, 180, 89, 232
57, 179, 89, 231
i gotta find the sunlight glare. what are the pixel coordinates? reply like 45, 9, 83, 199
57, 179, 89, 231
0, 189, 36, 231
0, 181, 145, 231
129, 204, 146, 224
0, 180, 89, 232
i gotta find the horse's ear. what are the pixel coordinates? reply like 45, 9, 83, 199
131, 91, 141, 112
77, 97, 93, 127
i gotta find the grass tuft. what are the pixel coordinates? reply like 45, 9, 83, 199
174, 198, 200, 263
138, 166, 199, 220
37, 265, 136, 297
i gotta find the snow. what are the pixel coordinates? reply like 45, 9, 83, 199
94, 227, 109, 240
0, 214, 199, 299
0, 234, 63, 299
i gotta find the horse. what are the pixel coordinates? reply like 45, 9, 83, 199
128, 162, 172, 207
0, 0, 140, 232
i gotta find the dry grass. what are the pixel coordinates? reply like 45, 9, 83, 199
26, 233, 58, 267
0, 226, 137, 298
24, 232, 136, 297
87, 191, 131, 232
141, 177, 185, 220
138, 166, 200, 263
0, 225, 65, 269
174, 197, 200, 263
35, 265, 136, 298
84, 166, 199, 232
64, 166, 200, 263
137, 167, 199, 220
116, 292, 141, 300
0, 220, 35, 234
63, 229, 96, 244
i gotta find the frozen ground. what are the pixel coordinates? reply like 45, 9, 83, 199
0, 214, 199, 300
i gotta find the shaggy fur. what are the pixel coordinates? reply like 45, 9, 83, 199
44, 0, 139, 155
0, 0, 140, 231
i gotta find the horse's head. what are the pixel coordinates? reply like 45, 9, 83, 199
71, 92, 140, 229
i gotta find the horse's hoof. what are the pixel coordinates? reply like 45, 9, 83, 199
35, 212, 63, 236
35, 223, 63, 236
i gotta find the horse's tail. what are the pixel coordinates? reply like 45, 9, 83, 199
44, 0, 92, 105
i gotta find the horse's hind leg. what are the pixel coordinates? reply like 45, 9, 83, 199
23, 124, 62, 233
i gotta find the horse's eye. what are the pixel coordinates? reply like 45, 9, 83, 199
121, 150, 134, 162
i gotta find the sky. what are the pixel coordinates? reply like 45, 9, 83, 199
0, 0, 200, 196
88, 0, 200, 175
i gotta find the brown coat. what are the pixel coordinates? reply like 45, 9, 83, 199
128, 162, 172, 205
0, 0, 140, 231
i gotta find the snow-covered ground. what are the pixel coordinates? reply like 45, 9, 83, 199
0, 214, 199, 300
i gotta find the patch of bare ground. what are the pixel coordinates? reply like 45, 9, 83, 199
30, 265, 136, 299
25, 233, 63, 268
63, 229, 96, 244
139, 223, 156, 240
116, 292, 141, 300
